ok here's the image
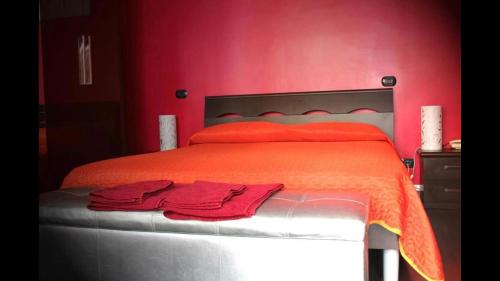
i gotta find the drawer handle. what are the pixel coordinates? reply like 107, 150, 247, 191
444, 188, 461, 193
443, 165, 461, 170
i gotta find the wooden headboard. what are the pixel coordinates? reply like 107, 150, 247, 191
204, 88, 394, 140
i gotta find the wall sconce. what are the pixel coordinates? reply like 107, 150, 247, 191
78, 35, 92, 85
381, 76, 396, 87
176, 89, 188, 99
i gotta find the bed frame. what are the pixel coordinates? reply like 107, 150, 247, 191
204, 88, 400, 281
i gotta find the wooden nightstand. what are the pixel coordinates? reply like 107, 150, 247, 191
419, 148, 461, 281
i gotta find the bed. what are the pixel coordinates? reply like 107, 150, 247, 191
39, 88, 444, 281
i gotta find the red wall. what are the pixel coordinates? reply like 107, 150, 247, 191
122, 0, 461, 183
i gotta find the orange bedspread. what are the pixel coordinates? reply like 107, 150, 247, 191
62, 122, 444, 281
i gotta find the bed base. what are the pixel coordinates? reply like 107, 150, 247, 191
40, 188, 373, 281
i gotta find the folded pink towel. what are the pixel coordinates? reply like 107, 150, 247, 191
88, 180, 173, 211
160, 181, 246, 209
163, 183, 284, 221
88, 190, 170, 211
89, 180, 173, 204
87, 180, 246, 211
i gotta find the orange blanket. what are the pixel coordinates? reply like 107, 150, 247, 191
62, 122, 444, 281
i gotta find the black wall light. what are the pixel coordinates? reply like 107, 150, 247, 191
381, 76, 397, 87
175, 89, 188, 99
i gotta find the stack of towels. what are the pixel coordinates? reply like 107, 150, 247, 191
88, 180, 283, 221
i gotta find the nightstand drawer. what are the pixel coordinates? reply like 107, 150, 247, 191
424, 180, 461, 209
422, 157, 461, 181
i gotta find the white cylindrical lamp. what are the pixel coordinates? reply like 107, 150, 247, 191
159, 115, 177, 151
420, 105, 442, 152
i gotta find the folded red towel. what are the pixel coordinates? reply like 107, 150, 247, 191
163, 183, 284, 221
88, 189, 170, 211
88, 180, 172, 207
87, 180, 245, 211
160, 181, 246, 210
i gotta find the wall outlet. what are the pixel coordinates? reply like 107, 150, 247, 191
402, 158, 414, 168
